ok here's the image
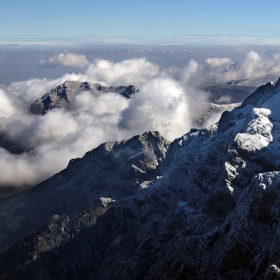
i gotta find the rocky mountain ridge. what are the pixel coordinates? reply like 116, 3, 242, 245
1, 79, 280, 278
30, 81, 138, 115
0, 131, 170, 252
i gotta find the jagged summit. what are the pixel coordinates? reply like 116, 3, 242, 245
30, 80, 138, 115
2, 79, 280, 279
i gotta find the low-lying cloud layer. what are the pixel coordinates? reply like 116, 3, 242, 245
0, 50, 279, 191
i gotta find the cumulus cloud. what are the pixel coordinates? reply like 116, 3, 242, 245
39, 52, 90, 68
118, 77, 191, 140
85, 58, 159, 86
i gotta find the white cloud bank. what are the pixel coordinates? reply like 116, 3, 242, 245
0, 51, 279, 190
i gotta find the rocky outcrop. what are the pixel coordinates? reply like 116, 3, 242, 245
30, 81, 138, 115
2, 79, 280, 279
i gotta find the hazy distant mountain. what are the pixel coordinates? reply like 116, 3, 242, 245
198, 72, 280, 104
197, 82, 256, 103
30, 81, 138, 115
226, 71, 280, 87
2, 79, 280, 279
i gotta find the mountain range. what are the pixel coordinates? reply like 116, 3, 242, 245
1, 77, 280, 278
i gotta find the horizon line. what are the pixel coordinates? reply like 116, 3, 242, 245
1, 34, 280, 47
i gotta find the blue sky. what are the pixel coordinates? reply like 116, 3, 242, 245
1, 0, 280, 45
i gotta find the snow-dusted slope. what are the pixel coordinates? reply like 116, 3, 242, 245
30, 81, 138, 114
2, 79, 280, 279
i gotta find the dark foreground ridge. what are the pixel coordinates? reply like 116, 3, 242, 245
1, 80, 280, 279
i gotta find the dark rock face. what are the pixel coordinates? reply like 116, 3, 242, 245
2, 79, 280, 279
30, 81, 138, 115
